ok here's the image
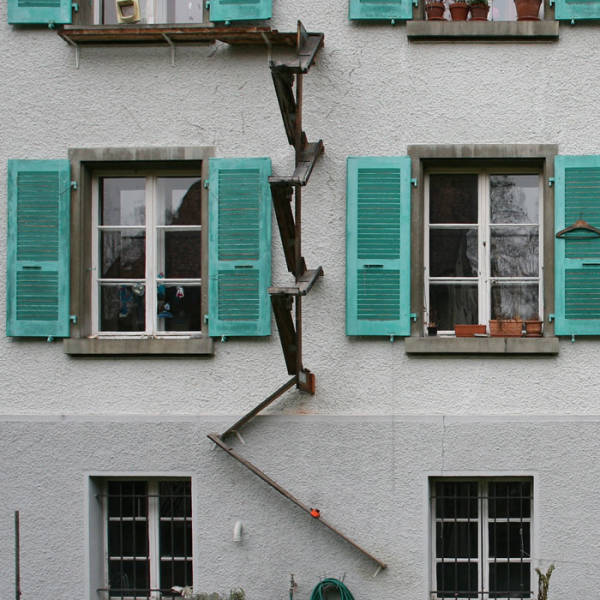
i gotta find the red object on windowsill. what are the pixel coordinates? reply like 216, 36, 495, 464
454, 324, 487, 337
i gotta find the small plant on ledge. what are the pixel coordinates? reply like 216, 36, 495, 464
450, 0, 470, 20
425, 0, 447, 20
467, 0, 489, 20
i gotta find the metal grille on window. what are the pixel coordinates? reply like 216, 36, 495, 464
432, 479, 532, 599
106, 480, 192, 599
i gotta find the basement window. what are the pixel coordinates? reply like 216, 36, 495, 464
431, 478, 533, 600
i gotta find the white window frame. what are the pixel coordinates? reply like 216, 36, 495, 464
100, 477, 193, 600
91, 172, 203, 339
430, 477, 533, 600
424, 168, 543, 335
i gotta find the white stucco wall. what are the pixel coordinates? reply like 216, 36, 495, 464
1, 3, 600, 418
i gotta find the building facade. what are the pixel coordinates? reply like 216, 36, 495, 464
2, 0, 600, 598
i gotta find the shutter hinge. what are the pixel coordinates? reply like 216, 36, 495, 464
70, 315, 78, 324
72, 2, 79, 11
410, 313, 417, 321
204, 180, 209, 189
389, 335, 395, 343
571, 19, 576, 24
413, 0, 419, 5
390, 19, 396, 25
411, 178, 418, 187
548, 177, 555, 187
571, 334, 576, 343
47, 336, 55, 342
221, 335, 228, 342
203, 314, 209, 323
71, 181, 77, 190
549, 0, 554, 5
48, 21, 55, 29
205, 0, 210, 8
548, 314, 555, 322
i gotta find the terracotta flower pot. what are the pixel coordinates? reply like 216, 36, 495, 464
525, 319, 543, 337
454, 324, 487, 337
489, 319, 523, 337
450, 1, 469, 20
514, 0, 541, 20
469, 3, 489, 19
425, 1, 446, 20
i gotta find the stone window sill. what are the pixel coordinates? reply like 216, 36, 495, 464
404, 336, 559, 354
63, 337, 214, 355
406, 20, 559, 41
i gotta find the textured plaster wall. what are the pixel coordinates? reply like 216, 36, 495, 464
2, 3, 600, 416
0, 416, 598, 599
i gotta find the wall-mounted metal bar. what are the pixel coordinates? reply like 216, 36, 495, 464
208, 433, 387, 570
221, 376, 298, 439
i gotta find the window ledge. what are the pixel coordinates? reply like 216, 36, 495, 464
406, 20, 559, 41
404, 336, 559, 354
63, 337, 214, 355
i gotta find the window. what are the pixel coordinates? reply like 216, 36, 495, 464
431, 478, 533, 600
92, 173, 204, 337
102, 479, 193, 599
425, 170, 542, 334
96, 0, 204, 24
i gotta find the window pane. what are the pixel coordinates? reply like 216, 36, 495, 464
108, 481, 148, 518
489, 522, 530, 559
489, 481, 532, 519
157, 285, 201, 331
435, 482, 479, 519
156, 177, 203, 226
436, 562, 478, 598
108, 521, 149, 557
101, 230, 146, 279
490, 227, 539, 277
161, 0, 204, 23
436, 522, 478, 559
491, 284, 539, 320
490, 175, 539, 225
160, 560, 193, 591
101, 284, 146, 332
160, 522, 193, 557
161, 231, 202, 279
101, 178, 145, 226
159, 481, 192, 518
108, 559, 150, 595
430, 229, 478, 277
430, 284, 478, 330
430, 174, 478, 224
489, 562, 531, 598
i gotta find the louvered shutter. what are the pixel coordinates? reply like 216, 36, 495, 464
208, 158, 271, 337
6, 160, 71, 338
209, 0, 271, 22
346, 156, 411, 336
7, 0, 73, 24
349, 0, 413, 21
554, 155, 600, 336
554, 0, 600, 20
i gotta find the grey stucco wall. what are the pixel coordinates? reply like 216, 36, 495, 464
0, 416, 597, 599
1, 3, 600, 416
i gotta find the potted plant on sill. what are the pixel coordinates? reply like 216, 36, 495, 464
525, 315, 543, 337
467, 0, 489, 20
450, 0, 470, 20
425, 0, 446, 20
514, 0, 541, 20
489, 315, 523, 337
454, 324, 487, 337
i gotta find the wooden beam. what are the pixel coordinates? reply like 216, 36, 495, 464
270, 183, 297, 274
269, 140, 324, 187
269, 267, 324, 297
270, 294, 297, 375
208, 433, 388, 570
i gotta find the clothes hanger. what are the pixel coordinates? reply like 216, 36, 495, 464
556, 218, 600, 239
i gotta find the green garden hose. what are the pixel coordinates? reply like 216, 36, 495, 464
309, 578, 355, 600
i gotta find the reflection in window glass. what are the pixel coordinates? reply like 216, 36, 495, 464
430, 229, 478, 277
490, 227, 539, 277
430, 174, 478, 224
490, 175, 539, 224
491, 283, 539, 320
430, 284, 478, 329
101, 178, 146, 226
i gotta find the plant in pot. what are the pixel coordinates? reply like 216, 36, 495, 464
425, 0, 446, 20
514, 0, 541, 20
489, 315, 523, 337
450, 0, 470, 20
454, 323, 487, 337
427, 310, 438, 336
467, 0, 489, 20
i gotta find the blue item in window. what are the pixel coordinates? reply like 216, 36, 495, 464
158, 303, 173, 318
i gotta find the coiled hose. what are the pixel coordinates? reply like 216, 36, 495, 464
309, 578, 355, 600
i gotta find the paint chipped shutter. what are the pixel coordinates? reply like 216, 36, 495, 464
554, 155, 600, 335
554, 0, 600, 21
7, 0, 73, 24
349, 0, 413, 21
209, 0, 271, 22
346, 156, 411, 336
6, 160, 71, 337
208, 158, 272, 337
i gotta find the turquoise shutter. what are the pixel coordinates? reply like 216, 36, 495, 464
554, 0, 600, 20
346, 156, 411, 336
209, 0, 271, 22
8, 0, 73, 24
349, 0, 413, 21
6, 160, 71, 338
208, 158, 271, 337
554, 155, 600, 336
